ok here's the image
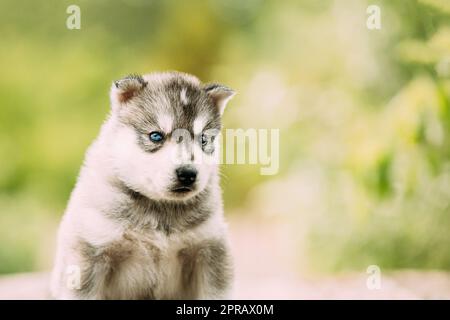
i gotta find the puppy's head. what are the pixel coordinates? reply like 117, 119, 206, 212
107, 72, 235, 201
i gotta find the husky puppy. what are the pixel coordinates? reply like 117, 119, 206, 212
50, 71, 235, 299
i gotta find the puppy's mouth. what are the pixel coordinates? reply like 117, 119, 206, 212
170, 186, 194, 194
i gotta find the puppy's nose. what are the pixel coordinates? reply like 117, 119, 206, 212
176, 166, 197, 186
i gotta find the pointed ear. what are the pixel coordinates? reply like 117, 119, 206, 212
110, 74, 147, 110
204, 83, 236, 115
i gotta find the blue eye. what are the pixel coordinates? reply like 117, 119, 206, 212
149, 131, 164, 142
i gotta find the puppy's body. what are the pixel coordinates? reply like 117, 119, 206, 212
51, 72, 235, 299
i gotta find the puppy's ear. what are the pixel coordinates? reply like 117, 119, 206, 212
110, 74, 147, 110
204, 83, 236, 115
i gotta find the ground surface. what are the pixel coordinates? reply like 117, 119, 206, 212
1, 270, 450, 299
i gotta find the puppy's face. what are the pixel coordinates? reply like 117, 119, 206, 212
108, 72, 234, 201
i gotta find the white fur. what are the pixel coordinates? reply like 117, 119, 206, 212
193, 115, 207, 135
157, 113, 173, 133
180, 87, 189, 105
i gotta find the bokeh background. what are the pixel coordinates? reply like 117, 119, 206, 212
1, 0, 450, 296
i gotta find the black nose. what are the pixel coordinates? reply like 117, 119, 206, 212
176, 166, 197, 186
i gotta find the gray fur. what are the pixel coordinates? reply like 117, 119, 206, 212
178, 239, 232, 299
109, 179, 215, 234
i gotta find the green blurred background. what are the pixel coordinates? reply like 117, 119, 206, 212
0, 0, 450, 275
